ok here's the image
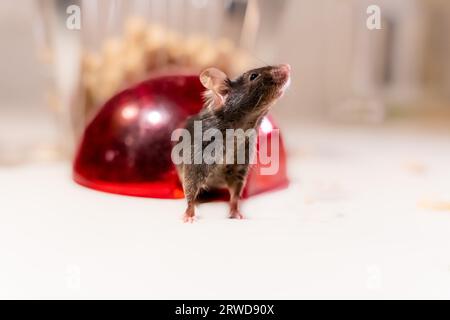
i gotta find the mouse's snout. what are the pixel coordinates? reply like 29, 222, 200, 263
272, 64, 291, 85
278, 64, 291, 73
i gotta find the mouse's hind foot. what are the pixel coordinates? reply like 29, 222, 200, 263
182, 203, 196, 223
183, 214, 196, 223
229, 210, 244, 219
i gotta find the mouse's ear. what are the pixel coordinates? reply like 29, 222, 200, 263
200, 68, 227, 90
200, 68, 228, 109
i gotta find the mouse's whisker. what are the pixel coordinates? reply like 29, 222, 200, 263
244, 52, 271, 67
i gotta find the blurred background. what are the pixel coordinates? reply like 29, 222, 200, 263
1, 0, 450, 299
2, 0, 450, 163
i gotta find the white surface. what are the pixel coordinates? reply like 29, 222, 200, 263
1, 125, 450, 299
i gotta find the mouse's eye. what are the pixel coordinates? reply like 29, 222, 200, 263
249, 73, 259, 81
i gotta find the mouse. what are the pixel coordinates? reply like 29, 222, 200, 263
173, 64, 291, 222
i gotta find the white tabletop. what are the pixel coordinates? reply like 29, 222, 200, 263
1, 124, 450, 299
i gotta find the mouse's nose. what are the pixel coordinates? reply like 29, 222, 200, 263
272, 64, 291, 84
279, 64, 291, 73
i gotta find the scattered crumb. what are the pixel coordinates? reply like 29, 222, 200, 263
402, 160, 427, 175
303, 196, 315, 205
418, 199, 450, 212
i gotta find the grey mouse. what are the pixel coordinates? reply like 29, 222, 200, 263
173, 64, 291, 222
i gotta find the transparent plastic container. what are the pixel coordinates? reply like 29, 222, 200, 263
35, 0, 265, 154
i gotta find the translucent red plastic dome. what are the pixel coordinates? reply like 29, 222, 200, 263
73, 75, 288, 199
